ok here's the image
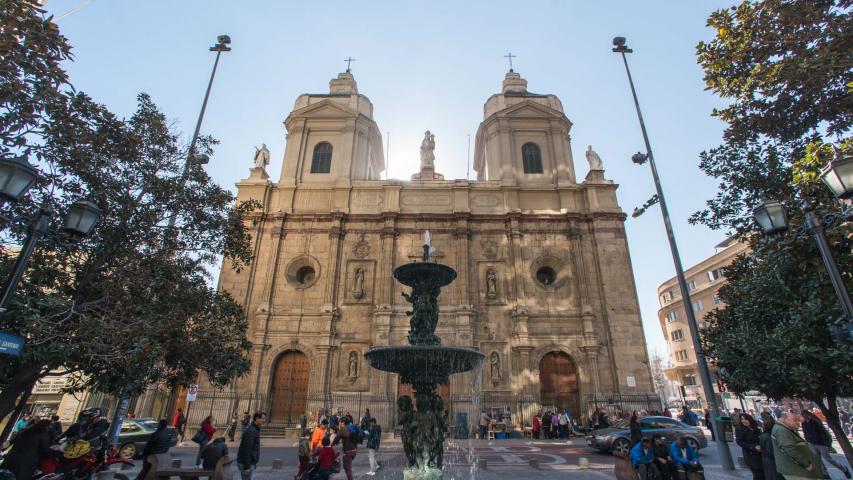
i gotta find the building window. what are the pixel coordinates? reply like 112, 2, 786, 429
687, 280, 697, 292
707, 268, 724, 282
310, 142, 333, 173
674, 350, 688, 362
713, 294, 722, 305
692, 300, 704, 312
671, 329, 684, 341
683, 374, 697, 386
661, 291, 674, 303
665, 310, 680, 323
521, 142, 543, 174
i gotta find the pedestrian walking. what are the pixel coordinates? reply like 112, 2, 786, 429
172, 408, 186, 443
237, 412, 265, 480
532, 413, 541, 439
759, 418, 784, 480
194, 415, 216, 468
559, 410, 570, 439
736, 413, 765, 480
705, 409, 715, 441
597, 407, 611, 429
681, 406, 698, 427
771, 411, 822, 480
802, 410, 851, 478
366, 418, 382, 476
297, 429, 311, 479
135, 419, 173, 480
311, 420, 329, 452
202, 437, 229, 471
240, 411, 251, 435
2, 419, 51, 480
337, 416, 359, 480
630, 413, 642, 447
227, 411, 238, 442
663, 407, 673, 418
542, 411, 552, 439
550, 410, 559, 439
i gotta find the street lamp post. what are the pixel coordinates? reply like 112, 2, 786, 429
166, 34, 230, 230
752, 148, 853, 344
0, 155, 101, 446
613, 36, 735, 470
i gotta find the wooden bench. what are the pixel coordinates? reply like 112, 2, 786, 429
150, 454, 235, 480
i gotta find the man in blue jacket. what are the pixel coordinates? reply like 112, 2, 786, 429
669, 436, 703, 480
631, 438, 658, 479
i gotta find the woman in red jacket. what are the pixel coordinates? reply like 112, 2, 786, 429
195, 415, 217, 467
532, 413, 541, 439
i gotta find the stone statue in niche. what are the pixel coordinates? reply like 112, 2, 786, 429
486, 268, 498, 299
253, 143, 270, 169
347, 351, 359, 379
490, 351, 502, 385
352, 267, 365, 299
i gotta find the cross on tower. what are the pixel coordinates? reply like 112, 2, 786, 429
344, 57, 356, 73
504, 52, 516, 72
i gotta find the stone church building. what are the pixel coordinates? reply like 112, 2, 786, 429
210, 69, 655, 432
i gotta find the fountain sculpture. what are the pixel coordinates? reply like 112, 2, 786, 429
364, 232, 484, 480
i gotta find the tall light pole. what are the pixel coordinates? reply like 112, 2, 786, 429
166, 34, 231, 229
612, 36, 735, 470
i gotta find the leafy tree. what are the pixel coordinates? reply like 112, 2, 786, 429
0, 0, 256, 423
693, 0, 853, 464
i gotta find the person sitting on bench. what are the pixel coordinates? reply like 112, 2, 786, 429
631, 438, 659, 480
669, 436, 703, 480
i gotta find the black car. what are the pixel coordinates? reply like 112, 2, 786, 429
586, 416, 707, 454
117, 419, 178, 459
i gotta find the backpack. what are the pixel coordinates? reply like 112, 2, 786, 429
347, 423, 362, 443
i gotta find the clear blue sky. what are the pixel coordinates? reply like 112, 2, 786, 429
44, 0, 736, 358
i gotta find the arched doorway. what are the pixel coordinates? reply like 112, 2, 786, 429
539, 351, 580, 418
270, 351, 310, 425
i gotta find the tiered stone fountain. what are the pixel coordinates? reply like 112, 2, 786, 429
364, 233, 484, 480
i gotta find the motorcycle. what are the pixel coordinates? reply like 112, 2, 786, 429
39, 438, 133, 480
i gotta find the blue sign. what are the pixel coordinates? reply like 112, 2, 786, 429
0, 333, 24, 356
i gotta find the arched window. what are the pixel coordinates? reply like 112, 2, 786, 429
521, 142, 543, 174
310, 142, 333, 173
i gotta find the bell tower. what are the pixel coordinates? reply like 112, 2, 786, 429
278, 71, 385, 187
473, 70, 577, 186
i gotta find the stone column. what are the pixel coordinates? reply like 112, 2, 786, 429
323, 213, 344, 308
316, 345, 335, 403
453, 214, 471, 306
582, 345, 602, 397
379, 213, 398, 306
511, 346, 535, 396
569, 225, 592, 314
506, 213, 526, 306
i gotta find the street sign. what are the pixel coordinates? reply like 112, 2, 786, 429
0, 333, 24, 356
186, 384, 199, 402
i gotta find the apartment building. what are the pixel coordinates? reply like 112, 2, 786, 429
657, 238, 749, 408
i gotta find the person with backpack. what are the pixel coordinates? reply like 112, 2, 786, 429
172, 408, 186, 443
337, 416, 359, 480
194, 415, 216, 468
366, 418, 382, 476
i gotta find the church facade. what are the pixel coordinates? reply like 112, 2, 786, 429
212, 69, 656, 431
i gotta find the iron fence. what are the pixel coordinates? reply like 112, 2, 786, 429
584, 393, 663, 423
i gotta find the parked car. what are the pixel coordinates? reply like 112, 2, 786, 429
586, 416, 707, 455
116, 419, 178, 459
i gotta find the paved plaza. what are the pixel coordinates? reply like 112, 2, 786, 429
115, 432, 851, 480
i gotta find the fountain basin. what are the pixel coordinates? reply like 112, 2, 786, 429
364, 345, 484, 386
394, 262, 457, 288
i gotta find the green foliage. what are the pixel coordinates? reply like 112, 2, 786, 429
694, 0, 853, 462
0, 0, 257, 408
697, 0, 852, 144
